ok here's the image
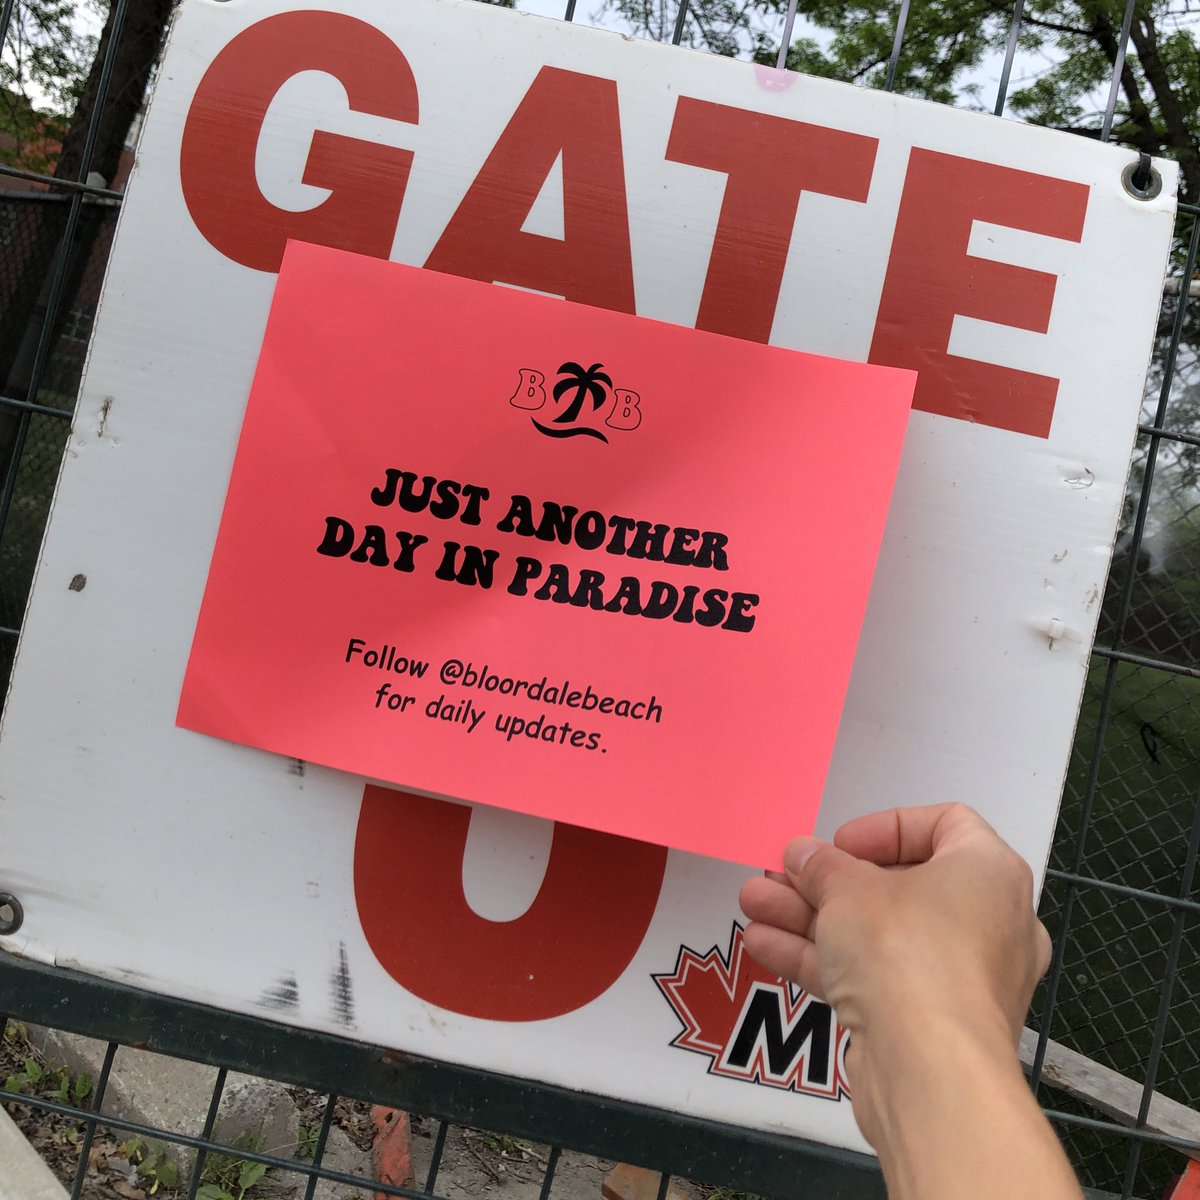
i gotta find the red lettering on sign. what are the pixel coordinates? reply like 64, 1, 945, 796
354, 786, 668, 1021
870, 149, 1089, 438
179, 12, 419, 273
666, 100, 878, 343
425, 67, 636, 311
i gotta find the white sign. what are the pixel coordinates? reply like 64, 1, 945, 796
0, 0, 1177, 1155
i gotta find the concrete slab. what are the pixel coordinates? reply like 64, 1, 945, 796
0, 1105, 68, 1200
27, 1027, 219, 1145
217, 1075, 301, 1158
312, 1124, 373, 1200
25, 1028, 304, 1168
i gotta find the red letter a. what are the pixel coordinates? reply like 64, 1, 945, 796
425, 67, 636, 313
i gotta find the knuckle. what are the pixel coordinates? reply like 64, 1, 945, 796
1033, 920, 1053, 974
1011, 851, 1036, 891
943, 800, 982, 829
805, 845, 850, 892
988, 838, 1036, 900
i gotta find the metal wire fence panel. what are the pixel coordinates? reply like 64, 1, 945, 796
2, 408, 71, 618
1107, 475, 1200, 672
1054, 660, 1200, 893
0, 956, 887, 1200
0, 189, 113, 653
1034, 881, 1189, 1189
2, 0, 1200, 1198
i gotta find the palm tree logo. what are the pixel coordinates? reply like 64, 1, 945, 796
534, 361, 613, 442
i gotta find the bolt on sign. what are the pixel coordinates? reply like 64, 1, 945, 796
0, 0, 1178, 1156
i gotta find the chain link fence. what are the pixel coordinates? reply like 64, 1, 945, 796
0, 188, 115, 689
3, 0, 1200, 1198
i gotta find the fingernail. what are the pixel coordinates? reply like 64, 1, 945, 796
784, 837, 822, 875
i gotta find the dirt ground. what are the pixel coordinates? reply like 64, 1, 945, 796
1, 1021, 619, 1200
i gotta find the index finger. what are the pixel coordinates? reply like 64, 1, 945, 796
832, 803, 993, 866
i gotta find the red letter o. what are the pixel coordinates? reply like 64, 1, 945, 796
354, 786, 668, 1022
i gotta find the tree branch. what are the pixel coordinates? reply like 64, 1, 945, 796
1128, 14, 1200, 201
1086, 8, 1163, 152
979, 0, 1092, 40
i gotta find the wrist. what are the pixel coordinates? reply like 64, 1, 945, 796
858, 1014, 1078, 1200
849, 997, 1026, 1157
869, 989, 1019, 1064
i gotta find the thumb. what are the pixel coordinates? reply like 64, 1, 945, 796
784, 837, 863, 909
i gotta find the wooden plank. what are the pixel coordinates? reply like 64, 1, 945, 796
602, 1163, 696, 1200
1021, 1028, 1200, 1161
0, 1106, 67, 1200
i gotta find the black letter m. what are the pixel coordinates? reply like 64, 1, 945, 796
722, 985, 833, 1088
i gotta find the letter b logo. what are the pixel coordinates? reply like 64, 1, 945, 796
606, 388, 642, 430
509, 368, 547, 411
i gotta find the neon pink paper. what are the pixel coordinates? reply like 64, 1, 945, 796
177, 241, 914, 868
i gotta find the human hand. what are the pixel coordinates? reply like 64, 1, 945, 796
739, 803, 1052, 1156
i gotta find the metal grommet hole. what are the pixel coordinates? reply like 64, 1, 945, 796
1123, 154, 1163, 201
0, 894, 24, 936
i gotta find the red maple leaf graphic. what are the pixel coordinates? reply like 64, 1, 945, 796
654, 924, 783, 1058
654, 924, 851, 1100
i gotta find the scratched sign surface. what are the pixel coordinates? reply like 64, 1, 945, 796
0, 0, 1177, 1153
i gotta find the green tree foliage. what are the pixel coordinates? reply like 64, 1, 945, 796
1, 0, 175, 185
613, 0, 1200, 202
1006, 1, 1200, 195
6, 0, 1196, 198
620, 0, 758, 53
0, 0, 95, 172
